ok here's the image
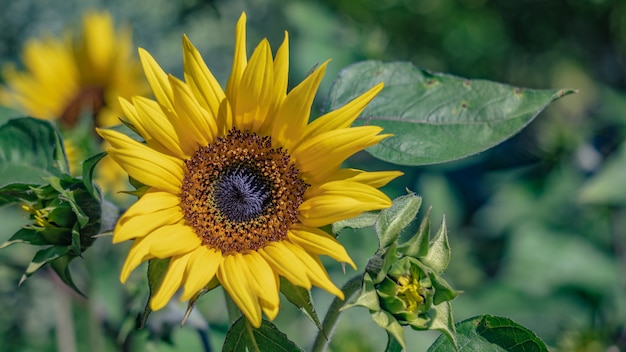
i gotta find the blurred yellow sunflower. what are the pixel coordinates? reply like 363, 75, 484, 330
0, 11, 148, 192
98, 12, 401, 328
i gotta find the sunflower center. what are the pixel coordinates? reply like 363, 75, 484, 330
179, 129, 308, 255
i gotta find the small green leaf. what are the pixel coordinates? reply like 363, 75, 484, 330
279, 278, 323, 331
139, 258, 170, 328
421, 216, 450, 274
342, 273, 380, 312
429, 273, 459, 306
223, 317, 303, 352
398, 206, 432, 258
19, 245, 70, 285
326, 61, 575, 165
82, 152, 107, 198
0, 117, 63, 187
0, 228, 49, 249
427, 315, 548, 352
371, 310, 406, 350
375, 193, 422, 249
332, 211, 379, 235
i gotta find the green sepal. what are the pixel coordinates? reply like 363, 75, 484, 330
421, 216, 450, 275
429, 272, 460, 306
385, 332, 404, 352
279, 277, 323, 331
375, 193, 422, 249
398, 206, 432, 258
82, 152, 107, 198
181, 276, 221, 327
139, 257, 170, 328
0, 183, 38, 205
342, 273, 380, 312
223, 317, 303, 352
19, 245, 70, 286
0, 228, 49, 249
50, 253, 86, 297
371, 310, 406, 350
427, 301, 458, 350
332, 211, 379, 235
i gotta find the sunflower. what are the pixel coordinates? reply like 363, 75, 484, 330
0, 11, 148, 186
98, 13, 402, 328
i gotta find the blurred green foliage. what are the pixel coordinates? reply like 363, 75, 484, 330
1, 0, 626, 351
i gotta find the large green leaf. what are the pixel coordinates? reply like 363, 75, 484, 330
0, 117, 63, 187
223, 317, 302, 352
427, 315, 548, 352
326, 61, 575, 165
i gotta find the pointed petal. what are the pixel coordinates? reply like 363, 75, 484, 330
169, 74, 218, 147
120, 236, 154, 282
151, 253, 191, 310
294, 126, 390, 183
283, 241, 344, 299
233, 39, 274, 131
226, 13, 248, 105
182, 34, 226, 120
258, 31, 289, 136
302, 83, 383, 141
326, 168, 403, 188
218, 254, 263, 328
288, 225, 356, 270
181, 246, 223, 301
115, 191, 183, 243
298, 181, 392, 227
271, 61, 329, 151
138, 48, 174, 112
149, 223, 202, 258
258, 241, 311, 289
97, 128, 184, 194
243, 252, 279, 313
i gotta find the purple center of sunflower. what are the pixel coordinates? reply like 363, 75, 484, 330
179, 129, 308, 255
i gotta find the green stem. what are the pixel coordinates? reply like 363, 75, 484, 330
224, 289, 241, 325
312, 274, 363, 352
50, 268, 77, 352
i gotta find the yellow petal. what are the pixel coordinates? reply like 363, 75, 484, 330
325, 168, 403, 188
151, 253, 191, 310
258, 242, 311, 289
218, 254, 263, 328
294, 126, 390, 184
182, 34, 226, 120
243, 252, 279, 313
98, 128, 184, 194
226, 13, 248, 106
139, 47, 174, 112
302, 83, 383, 141
271, 60, 329, 151
288, 225, 356, 270
181, 246, 223, 301
120, 236, 154, 282
283, 241, 344, 299
233, 39, 274, 132
169, 74, 218, 147
114, 191, 183, 243
298, 181, 392, 227
149, 223, 202, 258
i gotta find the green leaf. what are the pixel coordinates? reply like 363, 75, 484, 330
428, 302, 457, 350
326, 61, 575, 165
375, 193, 422, 249
139, 258, 171, 328
223, 317, 303, 352
0, 117, 63, 187
578, 145, 626, 205
427, 315, 548, 352
82, 152, 107, 198
421, 216, 450, 274
0, 228, 49, 249
19, 245, 70, 286
332, 211, 379, 235
398, 206, 432, 258
279, 278, 323, 331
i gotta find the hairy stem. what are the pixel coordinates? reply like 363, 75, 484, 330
312, 274, 363, 352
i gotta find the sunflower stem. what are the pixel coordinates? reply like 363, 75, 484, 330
223, 289, 241, 325
312, 274, 363, 352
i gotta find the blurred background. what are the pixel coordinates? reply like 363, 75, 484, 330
1, 0, 625, 351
